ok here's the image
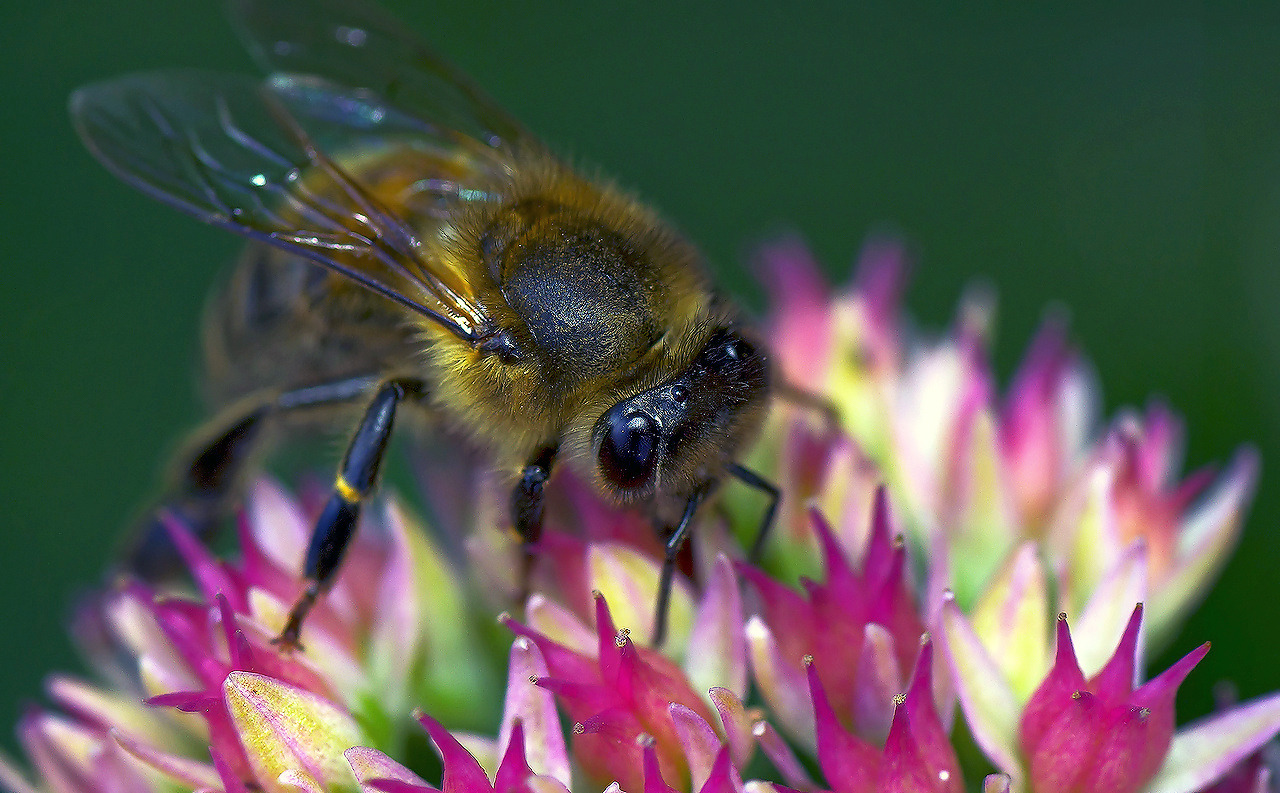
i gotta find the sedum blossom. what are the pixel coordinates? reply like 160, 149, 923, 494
3, 237, 1278, 793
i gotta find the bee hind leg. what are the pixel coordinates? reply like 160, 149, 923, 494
125, 375, 380, 579
125, 408, 268, 580
274, 377, 426, 651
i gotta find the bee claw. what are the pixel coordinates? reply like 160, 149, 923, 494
270, 630, 305, 654
274, 584, 319, 653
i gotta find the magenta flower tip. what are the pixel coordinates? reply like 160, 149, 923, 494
1089, 603, 1145, 701
1019, 603, 1212, 793
806, 639, 962, 792
643, 741, 680, 793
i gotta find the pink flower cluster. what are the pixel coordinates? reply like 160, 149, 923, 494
3, 237, 1276, 793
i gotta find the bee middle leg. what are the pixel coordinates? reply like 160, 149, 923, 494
510, 445, 558, 601
275, 377, 426, 650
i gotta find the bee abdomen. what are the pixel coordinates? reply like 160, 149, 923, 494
201, 243, 418, 408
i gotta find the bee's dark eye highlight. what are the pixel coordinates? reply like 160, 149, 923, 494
599, 410, 658, 489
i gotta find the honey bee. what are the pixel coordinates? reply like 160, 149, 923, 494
71, 0, 780, 647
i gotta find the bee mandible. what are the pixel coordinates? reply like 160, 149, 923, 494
71, 0, 783, 647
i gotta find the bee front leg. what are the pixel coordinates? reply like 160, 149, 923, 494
274, 378, 425, 650
652, 486, 709, 647
510, 445, 558, 602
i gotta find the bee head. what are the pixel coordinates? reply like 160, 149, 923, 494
592, 327, 770, 501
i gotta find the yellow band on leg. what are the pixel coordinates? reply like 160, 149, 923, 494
335, 475, 363, 503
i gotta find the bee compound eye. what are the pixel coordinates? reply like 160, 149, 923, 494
599, 410, 658, 490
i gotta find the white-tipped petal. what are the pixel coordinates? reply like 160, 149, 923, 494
500, 638, 570, 787
939, 595, 1022, 779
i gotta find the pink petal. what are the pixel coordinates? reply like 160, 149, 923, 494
1087, 704, 1168, 793
880, 699, 942, 792
982, 775, 1013, 793
500, 618, 598, 695
245, 479, 310, 573
970, 542, 1049, 701
494, 722, 533, 793
751, 720, 816, 790
754, 235, 833, 392
901, 641, 960, 790
46, 676, 166, 746
212, 748, 251, 793
1020, 615, 1086, 756
862, 487, 897, 588
807, 661, 880, 793
523, 595, 596, 655
852, 236, 909, 363
1025, 690, 1098, 792
159, 511, 246, 612
1073, 542, 1149, 677
698, 748, 740, 793
999, 315, 1076, 526
368, 502, 428, 685
709, 688, 755, 770
110, 728, 220, 789
589, 543, 693, 650
1149, 447, 1259, 642
668, 704, 722, 792
1087, 604, 1144, 700
851, 623, 902, 743
744, 617, 813, 748
642, 741, 680, 793
416, 710, 494, 793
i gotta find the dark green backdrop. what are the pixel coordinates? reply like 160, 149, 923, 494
3, 0, 1279, 758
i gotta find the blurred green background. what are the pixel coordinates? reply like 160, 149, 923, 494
2, 0, 1279, 759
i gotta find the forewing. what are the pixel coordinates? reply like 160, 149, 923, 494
70, 70, 490, 340
229, 0, 536, 153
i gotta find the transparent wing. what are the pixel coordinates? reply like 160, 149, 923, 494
229, 0, 537, 153
70, 70, 491, 341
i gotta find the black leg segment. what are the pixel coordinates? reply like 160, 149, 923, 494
510, 445, 557, 600
275, 378, 424, 648
727, 463, 780, 562
652, 486, 708, 647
